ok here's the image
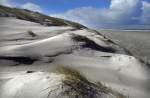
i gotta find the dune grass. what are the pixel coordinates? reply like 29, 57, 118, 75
0, 5, 87, 29
56, 66, 88, 82
71, 34, 116, 53
96, 82, 128, 98
56, 66, 127, 98
56, 66, 96, 98
27, 30, 37, 37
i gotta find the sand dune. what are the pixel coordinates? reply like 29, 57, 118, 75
0, 17, 150, 98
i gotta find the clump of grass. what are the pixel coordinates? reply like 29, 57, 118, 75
56, 66, 97, 98
71, 34, 116, 53
56, 66, 128, 98
27, 30, 37, 37
56, 66, 87, 82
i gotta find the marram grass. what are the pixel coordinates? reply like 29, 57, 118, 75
55, 66, 128, 98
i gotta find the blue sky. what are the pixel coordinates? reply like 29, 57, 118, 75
0, 0, 150, 29
10, 0, 111, 14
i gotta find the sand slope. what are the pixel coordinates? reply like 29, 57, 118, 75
0, 18, 150, 98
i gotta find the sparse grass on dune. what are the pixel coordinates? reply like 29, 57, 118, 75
56, 66, 88, 82
27, 30, 37, 37
71, 34, 116, 53
56, 66, 127, 98
96, 82, 128, 98
0, 5, 87, 29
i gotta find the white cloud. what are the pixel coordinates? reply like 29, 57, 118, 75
51, 0, 150, 29
110, 0, 142, 18
141, 1, 150, 24
0, 0, 12, 7
22, 2, 42, 12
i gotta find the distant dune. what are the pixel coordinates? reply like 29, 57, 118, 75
100, 30, 150, 67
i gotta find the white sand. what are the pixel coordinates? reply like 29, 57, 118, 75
0, 17, 150, 98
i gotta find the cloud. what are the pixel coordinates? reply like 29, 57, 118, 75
0, 0, 12, 7
51, 0, 149, 29
141, 1, 150, 24
21, 2, 42, 12
0, 1, 42, 13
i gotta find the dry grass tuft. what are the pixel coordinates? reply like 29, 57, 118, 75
56, 66, 128, 98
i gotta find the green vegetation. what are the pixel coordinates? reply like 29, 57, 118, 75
71, 34, 116, 53
56, 66, 88, 82
57, 66, 96, 98
0, 5, 87, 29
27, 30, 37, 37
56, 66, 127, 98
